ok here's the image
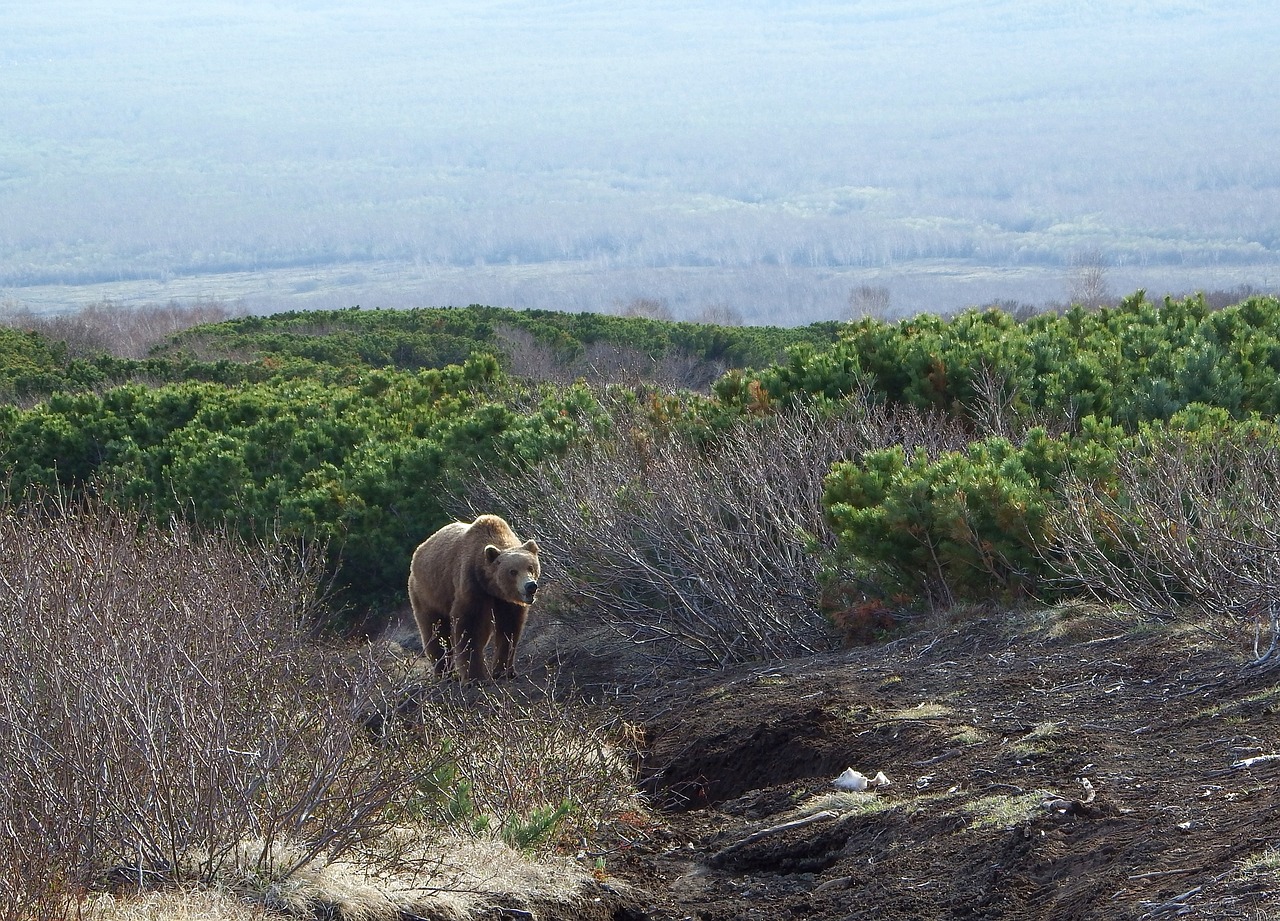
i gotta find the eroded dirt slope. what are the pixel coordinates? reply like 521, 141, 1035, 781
587, 611, 1280, 921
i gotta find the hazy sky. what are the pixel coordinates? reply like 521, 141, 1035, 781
3, 1, 1279, 320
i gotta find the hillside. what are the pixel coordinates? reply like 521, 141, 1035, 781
529, 606, 1280, 920
5, 295, 1280, 920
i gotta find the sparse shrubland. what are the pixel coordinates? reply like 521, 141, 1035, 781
0, 492, 420, 916
0, 493, 642, 920
1, 300, 243, 360
460, 394, 972, 665
1049, 416, 1280, 663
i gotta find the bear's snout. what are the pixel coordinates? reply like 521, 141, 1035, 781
525, 579, 539, 599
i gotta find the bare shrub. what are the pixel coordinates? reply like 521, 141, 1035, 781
0, 494, 440, 916
1067, 249, 1112, 309
965, 363, 1074, 442
458, 394, 972, 667
493, 325, 571, 384
579, 340, 727, 391
1199, 284, 1272, 310
1048, 430, 1280, 664
0, 299, 243, 359
613, 297, 673, 321
694, 303, 744, 326
494, 323, 727, 391
410, 684, 642, 850
984, 299, 1043, 323
848, 284, 892, 320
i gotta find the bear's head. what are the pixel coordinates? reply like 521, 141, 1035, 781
484, 539, 541, 605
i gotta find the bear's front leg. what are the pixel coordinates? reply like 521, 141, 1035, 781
491, 600, 529, 680
453, 602, 495, 682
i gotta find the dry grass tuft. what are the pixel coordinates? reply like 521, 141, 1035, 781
84, 833, 593, 921
960, 791, 1052, 830
789, 791, 893, 820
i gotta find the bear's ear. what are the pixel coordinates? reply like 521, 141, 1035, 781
484, 544, 502, 564
522, 539, 540, 555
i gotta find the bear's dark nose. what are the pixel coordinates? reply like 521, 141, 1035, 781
526, 580, 539, 597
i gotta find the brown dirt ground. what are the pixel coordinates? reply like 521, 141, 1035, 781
548, 608, 1280, 921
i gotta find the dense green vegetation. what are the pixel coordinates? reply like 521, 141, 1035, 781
154, 304, 843, 374
4, 293, 1280, 632
720, 292, 1280, 424
1, 305, 839, 622
728, 291, 1280, 606
2, 303, 841, 403
0, 355, 605, 619
0, 324, 280, 402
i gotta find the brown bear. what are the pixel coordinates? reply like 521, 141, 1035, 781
407, 514, 541, 682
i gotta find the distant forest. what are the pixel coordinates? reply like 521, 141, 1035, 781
4, 2, 1279, 319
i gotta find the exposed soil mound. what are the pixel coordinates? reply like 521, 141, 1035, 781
593, 611, 1280, 920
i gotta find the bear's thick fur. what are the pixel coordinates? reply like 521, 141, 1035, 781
408, 514, 541, 682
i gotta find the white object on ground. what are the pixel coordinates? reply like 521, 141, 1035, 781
833, 768, 892, 791
833, 768, 868, 791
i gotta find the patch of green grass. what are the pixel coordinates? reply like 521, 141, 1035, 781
1003, 721, 1065, 759
1238, 845, 1280, 877
1243, 686, 1280, 705
1195, 684, 1280, 721
884, 702, 952, 721
961, 791, 1049, 830
1021, 721, 1064, 741
790, 791, 894, 820
950, 725, 993, 746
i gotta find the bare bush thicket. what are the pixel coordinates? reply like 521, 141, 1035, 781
1067, 249, 1112, 309
1049, 431, 1280, 665
412, 686, 641, 847
693, 302, 744, 326
495, 323, 727, 391
0, 299, 242, 358
848, 284, 892, 320
614, 297, 674, 322
0, 495, 439, 917
459, 395, 972, 667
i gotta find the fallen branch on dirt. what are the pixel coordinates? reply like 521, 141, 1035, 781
1252, 601, 1280, 666
1231, 754, 1280, 769
730, 810, 839, 848
1042, 779, 1100, 818
1041, 798, 1098, 817
914, 748, 963, 766
1141, 885, 1202, 917
1128, 867, 1205, 881
711, 810, 839, 865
